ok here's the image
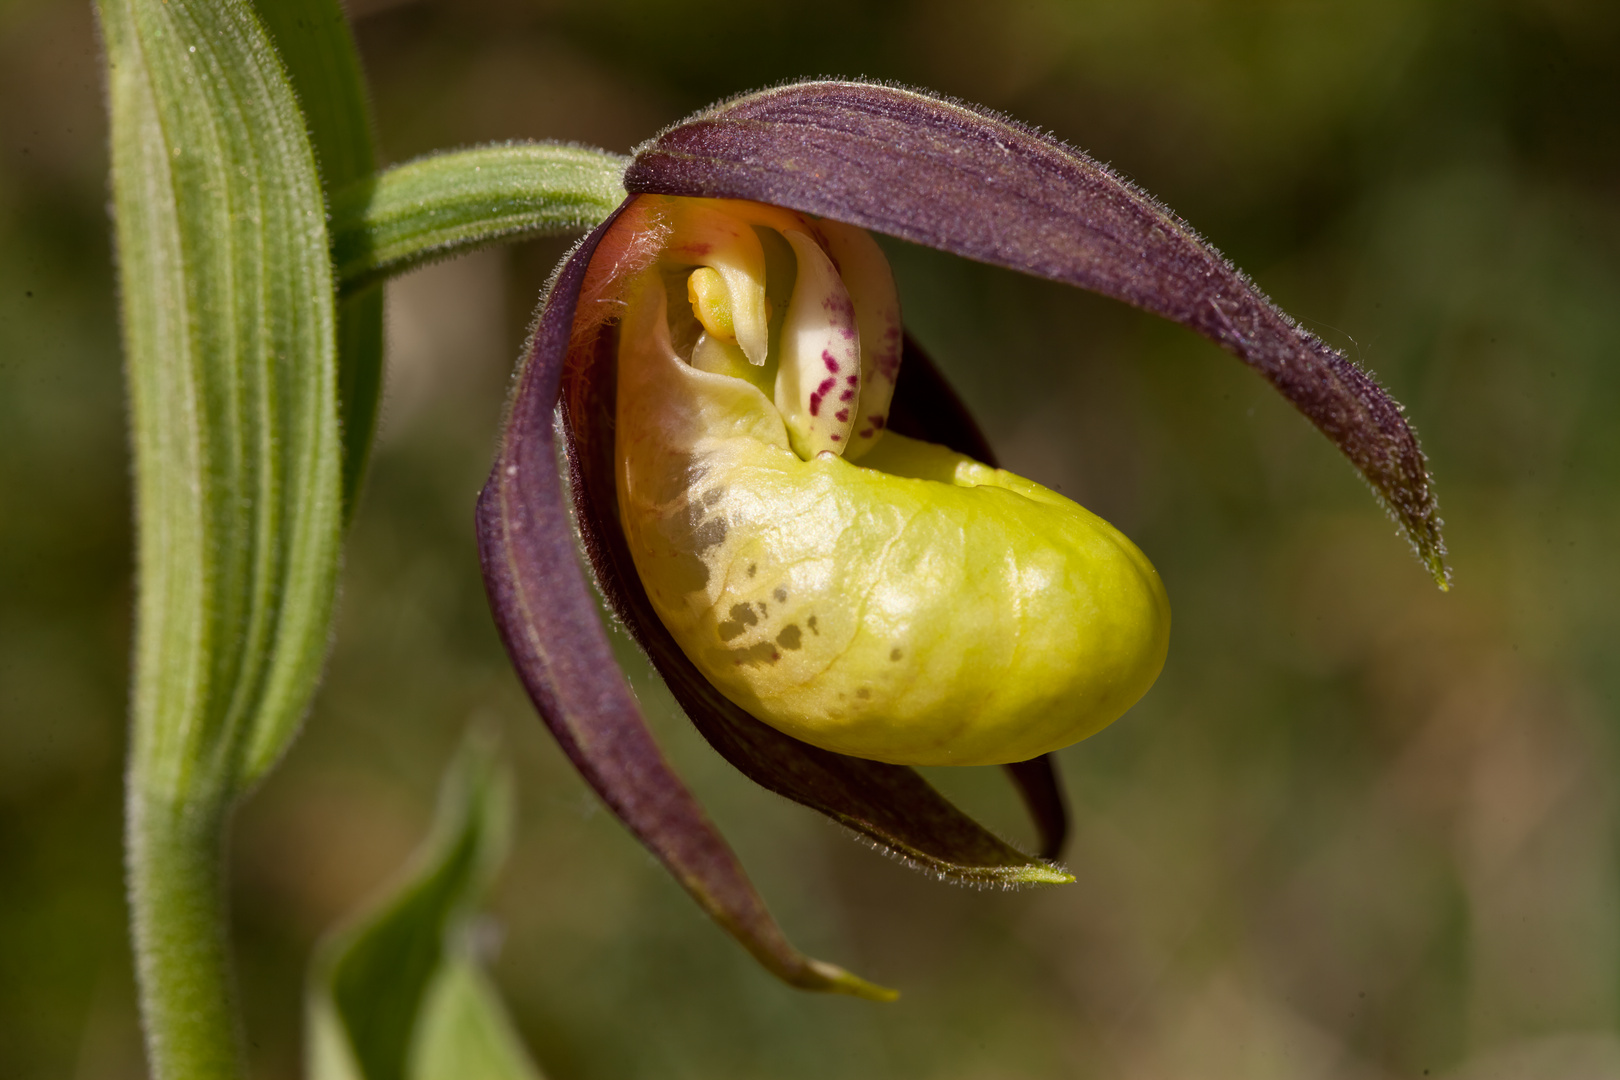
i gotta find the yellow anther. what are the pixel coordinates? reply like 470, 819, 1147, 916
687, 267, 735, 341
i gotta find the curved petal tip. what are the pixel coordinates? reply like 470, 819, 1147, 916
805, 961, 901, 1003
628, 79, 1450, 587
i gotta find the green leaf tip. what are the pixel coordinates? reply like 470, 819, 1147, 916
409, 959, 545, 1080
309, 731, 540, 1080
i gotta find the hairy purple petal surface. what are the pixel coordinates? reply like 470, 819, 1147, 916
627, 80, 1449, 587
477, 207, 895, 1000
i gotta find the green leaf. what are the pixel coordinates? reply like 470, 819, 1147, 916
409, 959, 545, 1080
100, 0, 347, 1072
101, 0, 342, 825
309, 734, 542, 1080
249, 0, 386, 517
331, 143, 629, 296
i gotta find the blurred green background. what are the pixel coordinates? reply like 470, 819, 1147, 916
3, 0, 1618, 1076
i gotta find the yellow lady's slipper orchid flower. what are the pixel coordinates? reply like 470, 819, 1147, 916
611, 197, 1170, 766
478, 80, 1447, 999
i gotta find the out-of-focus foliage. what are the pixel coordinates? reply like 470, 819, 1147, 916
308, 732, 543, 1080
2, 0, 1617, 1077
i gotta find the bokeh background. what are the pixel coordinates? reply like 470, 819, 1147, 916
4, 0, 1619, 1076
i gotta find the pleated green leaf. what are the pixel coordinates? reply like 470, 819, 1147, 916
331, 143, 628, 296
100, 0, 346, 1073
102, 0, 341, 817
308, 735, 540, 1080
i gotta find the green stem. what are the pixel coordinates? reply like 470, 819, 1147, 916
127, 792, 244, 1080
330, 143, 628, 296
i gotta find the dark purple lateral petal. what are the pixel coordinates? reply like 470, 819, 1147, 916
626, 81, 1450, 588
476, 204, 894, 1000
560, 321, 1071, 888
1000, 757, 1068, 860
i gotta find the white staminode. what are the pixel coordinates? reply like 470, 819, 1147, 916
776, 230, 861, 459
659, 199, 904, 461
817, 220, 902, 461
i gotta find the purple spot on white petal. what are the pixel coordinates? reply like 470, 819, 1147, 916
822, 293, 855, 318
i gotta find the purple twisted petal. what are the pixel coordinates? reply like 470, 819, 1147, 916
626, 80, 1449, 586
477, 206, 895, 1000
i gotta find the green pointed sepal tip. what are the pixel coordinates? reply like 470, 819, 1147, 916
803, 960, 901, 1003
1429, 554, 1453, 593
1003, 863, 1076, 887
